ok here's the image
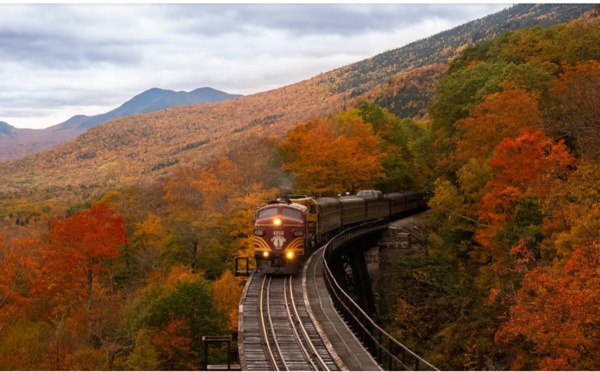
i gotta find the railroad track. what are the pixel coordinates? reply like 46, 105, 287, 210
241, 271, 339, 371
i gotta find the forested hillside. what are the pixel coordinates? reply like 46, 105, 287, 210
0, 87, 241, 162
272, 14, 600, 369
0, 5, 598, 370
379, 12, 600, 370
0, 4, 592, 201
331, 3, 593, 118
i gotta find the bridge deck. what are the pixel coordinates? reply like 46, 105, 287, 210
303, 246, 383, 371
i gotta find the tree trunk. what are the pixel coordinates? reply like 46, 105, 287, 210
87, 271, 94, 347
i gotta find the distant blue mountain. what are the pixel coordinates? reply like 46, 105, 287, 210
0, 121, 16, 136
0, 87, 242, 161
59, 87, 242, 130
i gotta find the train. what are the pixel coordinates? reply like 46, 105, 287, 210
252, 190, 426, 274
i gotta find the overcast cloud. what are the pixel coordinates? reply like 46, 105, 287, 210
0, 3, 509, 129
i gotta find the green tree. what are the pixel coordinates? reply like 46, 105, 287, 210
147, 279, 226, 369
356, 101, 430, 191
429, 61, 509, 175
122, 267, 227, 370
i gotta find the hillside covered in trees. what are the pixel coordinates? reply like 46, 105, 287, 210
0, 4, 599, 370
0, 87, 242, 162
380, 11, 600, 370
0, 4, 592, 202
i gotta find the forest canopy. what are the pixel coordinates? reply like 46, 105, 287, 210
421, 15, 600, 370
0, 13, 599, 371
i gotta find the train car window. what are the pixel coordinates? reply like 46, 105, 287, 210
282, 208, 301, 219
258, 208, 278, 218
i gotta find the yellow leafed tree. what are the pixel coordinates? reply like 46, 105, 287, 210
213, 270, 244, 330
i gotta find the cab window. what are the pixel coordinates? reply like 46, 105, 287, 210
258, 208, 278, 218
281, 208, 301, 219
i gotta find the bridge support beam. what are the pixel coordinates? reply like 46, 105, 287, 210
330, 235, 380, 320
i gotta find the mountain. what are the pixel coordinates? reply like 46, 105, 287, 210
0, 121, 16, 136
0, 4, 594, 200
0, 87, 241, 161
57, 87, 242, 131
323, 3, 596, 119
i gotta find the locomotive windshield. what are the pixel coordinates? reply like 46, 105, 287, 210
282, 208, 301, 219
258, 208, 278, 218
258, 206, 302, 220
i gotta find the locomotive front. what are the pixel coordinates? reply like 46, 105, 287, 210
253, 202, 308, 274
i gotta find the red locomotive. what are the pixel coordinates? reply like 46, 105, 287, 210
253, 200, 309, 274
253, 190, 426, 275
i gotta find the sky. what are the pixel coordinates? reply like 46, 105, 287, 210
0, 3, 510, 130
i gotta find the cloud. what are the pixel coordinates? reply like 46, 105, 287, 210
0, 3, 508, 129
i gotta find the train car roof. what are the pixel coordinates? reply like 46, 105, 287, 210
258, 202, 308, 213
357, 190, 383, 199
384, 192, 406, 198
314, 197, 342, 207
338, 195, 365, 204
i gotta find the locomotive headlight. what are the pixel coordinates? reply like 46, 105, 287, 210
273, 218, 282, 226
286, 251, 294, 260
262, 251, 270, 258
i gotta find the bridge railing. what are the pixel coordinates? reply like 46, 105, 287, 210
322, 222, 439, 371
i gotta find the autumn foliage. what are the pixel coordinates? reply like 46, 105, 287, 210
0, 236, 37, 333
496, 242, 600, 370
278, 115, 384, 195
544, 60, 600, 159
476, 128, 576, 247
454, 88, 542, 166
0, 10, 599, 372
279, 104, 429, 195
423, 15, 600, 371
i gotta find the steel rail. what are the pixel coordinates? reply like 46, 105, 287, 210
287, 276, 331, 371
259, 275, 283, 370
283, 277, 319, 370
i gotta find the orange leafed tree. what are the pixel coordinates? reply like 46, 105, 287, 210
454, 88, 542, 166
36, 204, 128, 348
279, 115, 384, 195
496, 242, 600, 370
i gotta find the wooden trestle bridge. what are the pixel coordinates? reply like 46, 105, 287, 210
233, 215, 439, 371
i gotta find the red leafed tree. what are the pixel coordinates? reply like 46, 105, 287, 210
475, 128, 576, 313
476, 128, 576, 247
496, 242, 600, 370
544, 60, 600, 160
488, 128, 574, 193
152, 320, 194, 370
0, 236, 37, 334
36, 204, 128, 347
